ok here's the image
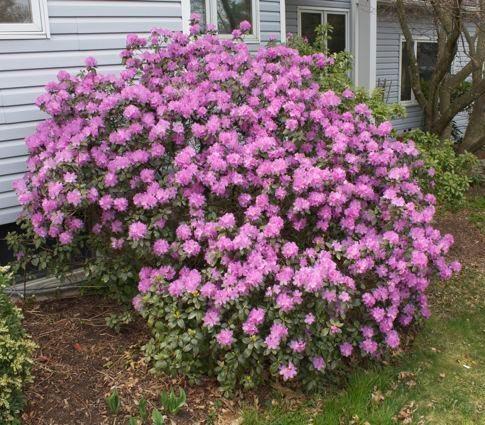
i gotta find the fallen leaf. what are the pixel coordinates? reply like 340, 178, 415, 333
371, 387, 385, 404
393, 401, 417, 424
73, 343, 83, 352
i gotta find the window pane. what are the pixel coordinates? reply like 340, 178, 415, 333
190, 0, 207, 29
217, 0, 252, 34
417, 42, 438, 82
301, 12, 322, 44
326, 13, 346, 53
401, 42, 413, 102
0, 0, 32, 23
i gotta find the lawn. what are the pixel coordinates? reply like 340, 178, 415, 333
19, 194, 484, 424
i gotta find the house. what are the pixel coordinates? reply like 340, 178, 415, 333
0, 0, 470, 229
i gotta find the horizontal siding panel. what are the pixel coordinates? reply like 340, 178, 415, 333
47, 1, 181, 18
0, 192, 18, 208
0, 33, 153, 53
0, 122, 39, 143
259, 1, 280, 13
0, 49, 123, 72
3, 105, 47, 125
0, 156, 28, 176
0, 206, 22, 226
0, 140, 29, 158
1, 64, 123, 89
1, 87, 44, 107
0, 173, 24, 193
49, 17, 180, 34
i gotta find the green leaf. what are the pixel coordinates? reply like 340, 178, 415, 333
152, 409, 165, 425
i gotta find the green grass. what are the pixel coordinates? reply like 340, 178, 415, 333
241, 267, 485, 425
467, 195, 485, 232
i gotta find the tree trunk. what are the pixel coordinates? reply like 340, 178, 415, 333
459, 93, 485, 153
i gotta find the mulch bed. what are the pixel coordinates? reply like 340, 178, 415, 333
20, 298, 240, 425
19, 200, 484, 425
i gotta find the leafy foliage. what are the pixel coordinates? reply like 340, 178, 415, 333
287, 24, 405, 124
105, 388, 121, 415
406, 130, 479, 208
105, 310, 134, 333
159, 388, 186, 414
0, 267, 36, 424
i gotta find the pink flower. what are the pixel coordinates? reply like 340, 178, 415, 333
279, 362, 297, 381
216, 329, 234, 347
153, 239, 169, 256
85, 56, 97, 67
203, 309, 220, 328
312, 356, 325, 371
239, 20, 252, 33
282, 242, 299, 259
340, 342, 353, 357
66, 190, 82, 206
289, 339, 306, 353
304, 313, 315, 325
128, 222, 147, 240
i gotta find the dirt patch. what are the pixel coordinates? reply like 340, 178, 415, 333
19, 205, 484, 424
21, 297, 231, 425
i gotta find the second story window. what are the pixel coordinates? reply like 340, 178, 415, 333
190, 0, 257, 37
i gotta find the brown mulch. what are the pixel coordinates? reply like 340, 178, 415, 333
19, 198, 484, 425
20, 298, 236, 425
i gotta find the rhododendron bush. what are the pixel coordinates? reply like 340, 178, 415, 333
11, 19, 460, 392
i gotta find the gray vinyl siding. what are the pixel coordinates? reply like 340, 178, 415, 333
285, 0, 351, 39
260, 0, 282, 42
0, 0, 280, 225
376, 7, 471, 133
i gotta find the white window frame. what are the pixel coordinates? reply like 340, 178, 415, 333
183, 0, 260, 44
297, 7, 350, 53
0, 0, 50, 39
398, 35, 437, 106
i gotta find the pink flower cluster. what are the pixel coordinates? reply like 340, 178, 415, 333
16, 20, 459, 386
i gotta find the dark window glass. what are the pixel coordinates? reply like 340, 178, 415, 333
400, 41, 438, 102
401, 42, 413, 101
190, 0, 207, 29
327, 13, 346, 53
301, 12, 322, 44
0, 0, 32, 23
417, 41, 438, 82
217, 0, 252, 34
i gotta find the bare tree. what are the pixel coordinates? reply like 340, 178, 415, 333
390, 0, 485, 153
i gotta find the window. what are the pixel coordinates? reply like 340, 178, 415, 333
0, 0, 49, 39
298, 8, 348, 53
400, 39, 438, 103
189, 0, 258, 39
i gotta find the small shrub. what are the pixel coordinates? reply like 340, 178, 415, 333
12, 18, 459, 393
105, 388, 121, 415
406, 130, 478, 208
105, 310, 134, 333
0, 267, 36, 424
160, 388, 186, 414
151, 409, 165, 425
138, 396, 149, 421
